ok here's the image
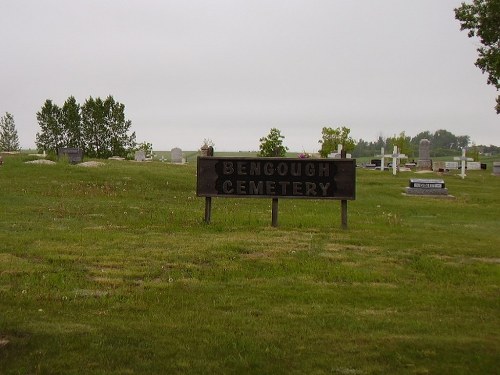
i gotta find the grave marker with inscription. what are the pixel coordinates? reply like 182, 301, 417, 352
58, 148, 83, 164
417, 139, 432, 171
405, 178, 449, 196
171, 147, 183, 164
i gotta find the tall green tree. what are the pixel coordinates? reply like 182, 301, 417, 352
318, 126, 355, 158
0, 112, 20, 151
81, 96, 135, 158
81, 97, 106, 157
258, 128, 288, 157
455, 0, 500, 113
104, 96, 136, 157
387, 132, 412, 157
61, 96, 82, 148
35, 100, 63, 153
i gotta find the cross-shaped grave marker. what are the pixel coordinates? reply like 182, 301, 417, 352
454, 148, 474, 179
328, 144, 344, 159
375, 146, 393, 172
389, 146, 407, 176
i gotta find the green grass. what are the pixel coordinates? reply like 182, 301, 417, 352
0, 153, 499, 374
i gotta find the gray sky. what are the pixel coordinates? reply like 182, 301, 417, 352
1, 0, 498, 152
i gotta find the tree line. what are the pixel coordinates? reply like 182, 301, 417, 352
258, 127, 493, 159
353, 129, 472, 158
36, 96, 136, 158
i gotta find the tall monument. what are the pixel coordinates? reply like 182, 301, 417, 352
416, 139, 432, 171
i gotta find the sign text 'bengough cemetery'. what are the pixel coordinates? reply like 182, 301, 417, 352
197, 157, 356, 199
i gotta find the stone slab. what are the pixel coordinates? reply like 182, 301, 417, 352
405, 187, 449, 195
409, 179, 445, 189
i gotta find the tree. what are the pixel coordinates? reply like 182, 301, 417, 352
318, 126, 355, 158
36, 95, 136, 158
35, 99, 63, 153
387, 132, 412, 158
258, 128, 288, 157
455, 0, 500, 113
103, 96, 136, 157
60, 96, 82, 148
0, 112, 20, 151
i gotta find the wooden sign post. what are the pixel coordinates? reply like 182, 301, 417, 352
197, 156, 356, 229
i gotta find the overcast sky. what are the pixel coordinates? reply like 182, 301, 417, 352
1, 0, 498, 152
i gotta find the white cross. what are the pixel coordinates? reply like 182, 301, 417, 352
454, 148, 474, 179
390, 146, 407, 176
376, 147, 394, 172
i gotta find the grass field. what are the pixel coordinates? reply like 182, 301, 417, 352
1, 152, 499, 374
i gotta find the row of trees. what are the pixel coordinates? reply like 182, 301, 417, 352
0, 112, 20, 152
354, 129, 471, 158
36, 96, 136, 158
258, 127, 478, 158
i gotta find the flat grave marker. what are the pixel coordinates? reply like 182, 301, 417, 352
405, 178, 452, 197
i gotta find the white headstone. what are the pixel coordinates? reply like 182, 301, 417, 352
467, 161, 481, 170
327, 144, 351, 159
135, 150, 146, 162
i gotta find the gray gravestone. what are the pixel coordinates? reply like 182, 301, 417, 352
405, 178, 449, 196
171, 148, 183, 164
492, 162, 500, 176
58, 148, 83, 164
416, 139, 432, 171
134, 150, 146, 162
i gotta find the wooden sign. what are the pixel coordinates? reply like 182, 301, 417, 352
197, 157, 356, 200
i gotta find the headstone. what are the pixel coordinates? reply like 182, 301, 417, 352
328, 144, 351, 159
200, 144, 209, 156
58, 148, 83, 164
467, 161, 481, 170
433, 161, 458, 172
405, 178, 449, 196
171, 147, 183, 164
134, 150, 146, 162
416, 139, 432, 171
493, 162, 500, 176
